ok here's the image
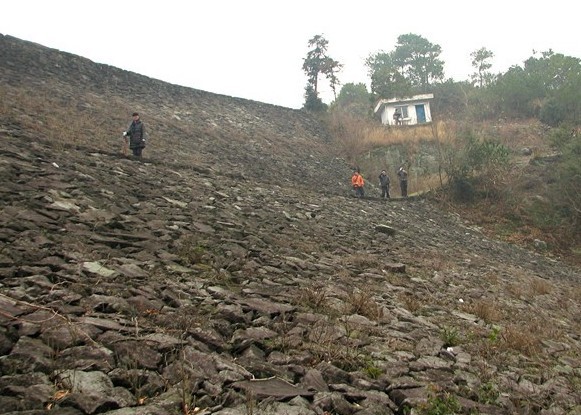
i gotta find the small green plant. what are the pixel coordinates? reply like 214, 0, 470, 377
175, 235, 208, 265
477, 381, 500, 405
183, 245, 206, 265
418, 390, 461, 415
488, 325, 501, 344
362, 361, 383, 379
440, 326, 460, 347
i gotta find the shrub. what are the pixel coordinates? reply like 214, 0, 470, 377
303, 84, 328, 112
449, 177, 475, 202
441, 127, 510, 202
539, 97, 564, 126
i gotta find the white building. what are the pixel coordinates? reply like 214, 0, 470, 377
374, 93, 434, 126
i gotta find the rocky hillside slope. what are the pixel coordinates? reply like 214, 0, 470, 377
0, 34, 580, 415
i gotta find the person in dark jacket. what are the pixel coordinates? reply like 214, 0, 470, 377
397, 166, 408, 197
393, 109, 403, 125
123, 112, 147, 158
379, 170, 391, 199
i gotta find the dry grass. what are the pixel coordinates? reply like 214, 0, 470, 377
326, 112, 454, 162
175, 235, 207, 265
303, 318, 368, 371
483, 272, 500, 286
398, 292, 422, 313
427, 121, 580, 266
507, 277, 554, 301
462, 299, 502, 324
501, 324, 542, 356
481, 118, 549, 151
1, 84, 128, 151
507, 281, 528, 300
529, 278, 553, 296
340, 253, 382, 270
385, 272, 408, 286
467, 308, 568, 364
415, 250, 455, 272
409, 173, 447, 194
572, 286, 581, 306
294, 284, 330, 312
344, 290, 383, 320
152, 305, 205, 334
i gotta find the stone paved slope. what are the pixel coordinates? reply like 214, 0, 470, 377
0, 34, 580, 415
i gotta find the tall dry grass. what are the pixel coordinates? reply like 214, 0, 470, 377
327, 112, 458, 194
327, 112, 454, 161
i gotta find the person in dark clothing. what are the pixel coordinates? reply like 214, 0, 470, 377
393, 109, 403, 125
123, 112, 147, 158
397, 166, 408, 197
379, 170, 390, 199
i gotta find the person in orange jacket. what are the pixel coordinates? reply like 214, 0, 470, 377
351, 170, 365, 198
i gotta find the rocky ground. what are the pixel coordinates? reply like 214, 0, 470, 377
0, 34, 580, 415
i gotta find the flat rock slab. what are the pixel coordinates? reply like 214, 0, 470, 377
239, 298, 295, 315
232, 377, 315, 400
77, 317, 131, 332
0, 295, 30, 323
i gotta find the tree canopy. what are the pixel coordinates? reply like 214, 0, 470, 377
306, 32, 581, 129
302, 34, 342, 111
470, 47, 495, 88
365, 52, 410, 99
332, 83, 372, 118
489, 50, 581, 123
366, 33, 444, 99
392, 33, 444, 90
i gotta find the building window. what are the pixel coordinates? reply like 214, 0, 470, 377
395, 105, 408, 118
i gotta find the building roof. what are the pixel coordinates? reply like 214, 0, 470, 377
374, 93, 434, 113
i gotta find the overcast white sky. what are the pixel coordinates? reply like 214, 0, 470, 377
1, 0, 579, 109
